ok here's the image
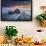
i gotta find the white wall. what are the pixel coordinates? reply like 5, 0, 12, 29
0, 0, 46, 41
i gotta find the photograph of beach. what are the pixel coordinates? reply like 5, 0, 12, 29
1, 0, 32, 21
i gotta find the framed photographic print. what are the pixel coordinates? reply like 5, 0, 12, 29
1, 0, 32, 21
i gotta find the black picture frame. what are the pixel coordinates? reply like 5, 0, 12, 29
1, 0, 32, 21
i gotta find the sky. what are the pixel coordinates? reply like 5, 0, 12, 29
2, 0, 32, 7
